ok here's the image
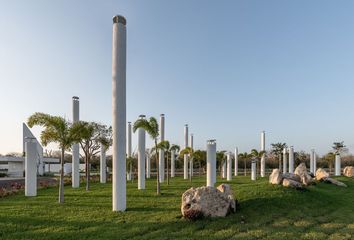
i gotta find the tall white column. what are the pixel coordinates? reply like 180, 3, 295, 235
190, 134, 193, 177
146, 151, 150, 178
289, 146, 294, 174
234, 147, 238, 176
126, 122, 132, 181
112, 15, 126, 212
72, 96, 80, 188
138, 115, 146, 189
226, 152, 232, 181
335, 154, 341, 176
222, 161, 226, 179
183, 124, 189, 179
100, 143, 106, 183
207, 140, 216, 187
171, 149, 175, 177
313, 150, 317, 175
310, 149, 314, 174
283, 148, 287, 173
251, 159, 256, 181
25, 140, 37, 196
159, 114, 165, 182
260, 131, 266, 177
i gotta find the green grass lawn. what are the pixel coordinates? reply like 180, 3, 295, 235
0, 175, 353, 240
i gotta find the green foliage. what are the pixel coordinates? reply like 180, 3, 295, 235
332, 141, 345, 154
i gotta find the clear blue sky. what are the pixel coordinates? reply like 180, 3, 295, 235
1, 0, 354, 155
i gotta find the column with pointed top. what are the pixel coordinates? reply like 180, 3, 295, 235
207, 140, 216, 187
138, 115, 146, 189
112, 15, 127, 212
260, 131, 266, 177
72, 96, 80, 188
183, 124, 189, 179
289, 146, 294, 174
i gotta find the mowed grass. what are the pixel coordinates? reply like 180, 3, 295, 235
0, 175, 353, 240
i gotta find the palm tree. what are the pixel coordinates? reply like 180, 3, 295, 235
193, 150, 206, 176
27, 112, 83, 203
238, 152, 251, 176
133, 117, 161, 195
180, 147, 195, 183
271, 143, 287, 170
251, 149, 266, 176
167, 144, 180, 185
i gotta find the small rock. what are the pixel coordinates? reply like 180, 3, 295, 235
282, 173, 301, 182
343, 166, 354, 177
294, 163, 314, 186
324, 177, 347, 187
269, 169, 283, 185
315, 168, 329, 181
282, 178, 303, 189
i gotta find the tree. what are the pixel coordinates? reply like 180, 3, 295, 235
27, 112, 83, 203
193, 150, 206, 176
133, 117, 161, 195
238, 152, 251, 176
167, 144, 180, 184
332, 141, 346, 154
324, 152, 335, 174
180, 147, 195, 182
271, 143, 287, 170
216, 151, 226, 178
75, 121, 112, 191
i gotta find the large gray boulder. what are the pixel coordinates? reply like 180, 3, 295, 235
282, 178, 303, 189
343, 166, 354, 177
181, 184, 236, 220
269, 169, 283, 185
294, 163, 314, 186
282, 172, 301, 183
324, 177, 347, 187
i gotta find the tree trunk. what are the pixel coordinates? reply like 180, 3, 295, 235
155, 140, 160, 195
59, 148, 65, 204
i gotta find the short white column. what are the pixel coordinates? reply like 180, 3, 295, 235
112, 15, 127, 212
310, 149, 314, 174
25, 141, 37, 196
234, 147, 238, 176
251, 159, 256, 181
138, 115, 146, 189
72, 96, 80, 188
222, 161, 226, 179
207, 140, 216, 187
159, 114, 165, 182
313, 150, 317, 174
288, 146, 294, 174
260, 131, 266, 177
226, 152, 232, 181
183, 124, 189, 179
146, 152, 150, 178
190, 134, 194, 177
283, 148, 287, 173
100, 143, 106, 183
126, 122, 132, 181
335, 154, 341, 176
171, 149, 175, 177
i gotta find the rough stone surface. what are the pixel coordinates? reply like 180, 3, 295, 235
343, 166, 354, 177
181, 184, 236, 220
294, 163, 314, 186
315, 168, 330, 181
282, 178, 303, 189
269, 169, 283, 185
324, 177, 347, 187
282, 173, 301, 183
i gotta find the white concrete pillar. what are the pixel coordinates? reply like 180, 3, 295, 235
313, 151, 317, 175
260, 131, 266, 177
25, 140, 37, 196
100, 143, 106, 183
207, 140, 216, 187
310, 149, 314, 174
226, 152, 232, 181
335, 154, 341, 176
183, 124, 189, 179
126, 122, 132, 181
112, 15, 126, 212
138, 115, 146, 189
146, 151, 150, 178
234, 147, 238, 176
159, 114, 165, 182
72, 96, 80, 188
251, 159, 256, 181
283, 148, 287, 173
190, 134, 194, 177
289, 146, 294, 174
171, 149, 175, 177
222, 161, 226, 179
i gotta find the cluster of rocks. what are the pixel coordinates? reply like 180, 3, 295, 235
181, 184, 236, 220
269, 163, 349, 189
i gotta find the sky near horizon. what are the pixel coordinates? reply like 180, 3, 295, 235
1, 0, 354, 156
